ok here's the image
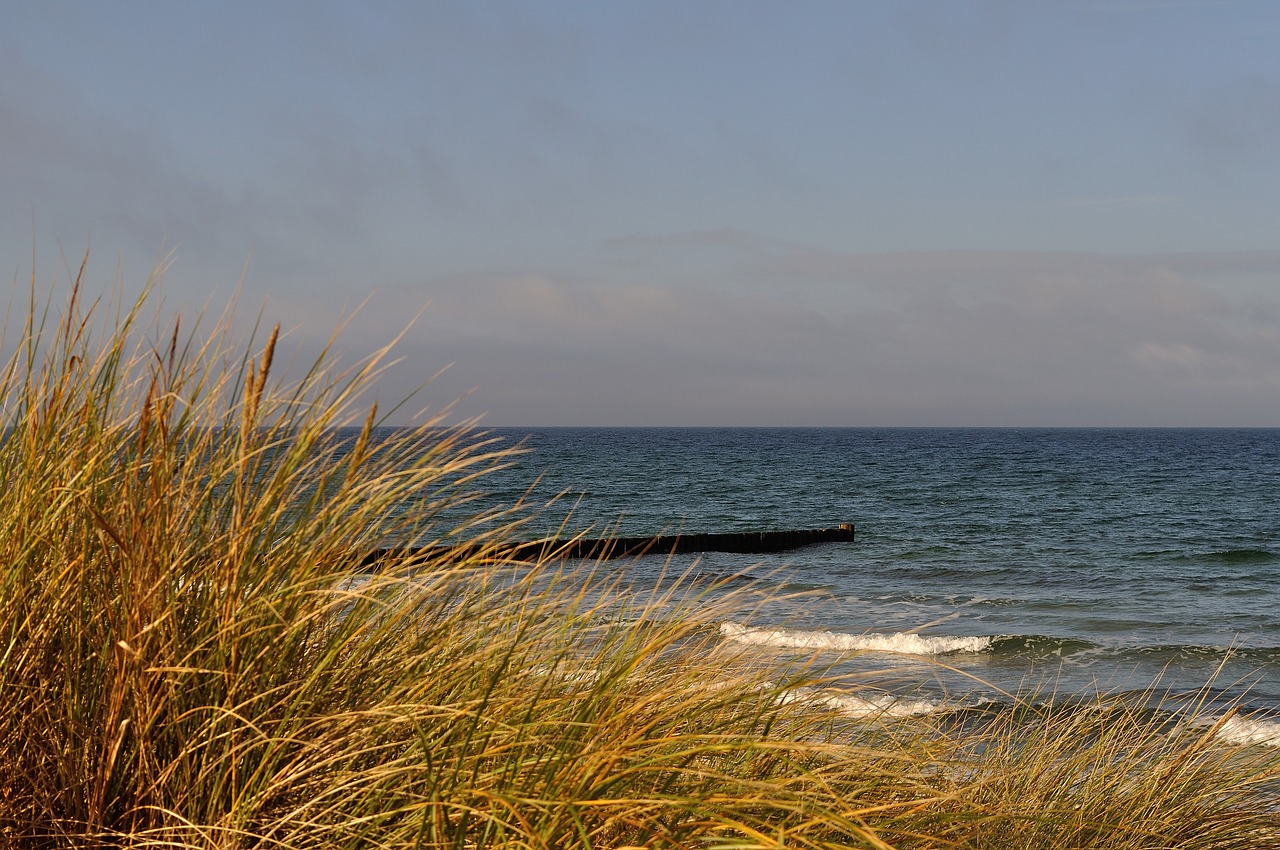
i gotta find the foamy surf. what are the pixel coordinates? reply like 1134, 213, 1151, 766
719, 621, 992, 655
1204, 714, 1280, 748
777, 686, 946, 718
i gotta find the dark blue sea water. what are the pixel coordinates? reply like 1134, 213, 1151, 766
473, 427, 1280, 737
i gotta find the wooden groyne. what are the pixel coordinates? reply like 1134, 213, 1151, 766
361, 523, 855, 569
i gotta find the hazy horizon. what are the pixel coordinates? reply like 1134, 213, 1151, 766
5, 2, 1280, 427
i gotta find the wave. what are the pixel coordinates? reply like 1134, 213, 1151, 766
1157, 547, 1277, 565
785, 689, 1280, 747
1213, 548, 1277, 564
687, 569, 837, 595
1124, 643, 1280, 669
988, 633, 1098, 658
777, 686, 947, 719
718, 622, 1104, 658
718, 623, 1280, 670
1205, 714, 1280, 747
779, 684, 1280, 746
718, 622, 992, 655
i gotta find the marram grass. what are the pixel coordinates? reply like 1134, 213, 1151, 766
0, 267, 1278, 849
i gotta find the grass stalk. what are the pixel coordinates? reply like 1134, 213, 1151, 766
0, 262, 1277, 848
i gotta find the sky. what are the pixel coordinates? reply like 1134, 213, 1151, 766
3, 0, 1280, 426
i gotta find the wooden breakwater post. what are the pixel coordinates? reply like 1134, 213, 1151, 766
360, 523, 855, 569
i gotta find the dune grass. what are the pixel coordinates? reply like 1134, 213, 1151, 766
0, 265, 1278, 848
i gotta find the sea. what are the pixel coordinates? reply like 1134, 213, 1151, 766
444, 427, 1280, 743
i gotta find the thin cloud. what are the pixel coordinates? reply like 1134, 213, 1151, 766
1056, 195, 1172, 208
335, 247, 1280, 426
599, 228, 791, 255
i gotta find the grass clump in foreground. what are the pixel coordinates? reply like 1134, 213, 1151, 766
0, 268, 1278, 849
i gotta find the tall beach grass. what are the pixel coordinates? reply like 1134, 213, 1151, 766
1, 262, 1278, 848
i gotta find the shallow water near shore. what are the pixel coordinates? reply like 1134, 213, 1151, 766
395, 427, 1280, 740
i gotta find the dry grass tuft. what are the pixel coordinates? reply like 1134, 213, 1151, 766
1, 261, 1277, 848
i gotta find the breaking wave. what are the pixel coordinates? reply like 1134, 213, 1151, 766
1202, 713, 1280, 748
718, 621, 992, 655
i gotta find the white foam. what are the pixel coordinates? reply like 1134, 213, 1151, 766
719, 621, 992, 655
1208, 714, 1280, 748
778, 687, 945, 719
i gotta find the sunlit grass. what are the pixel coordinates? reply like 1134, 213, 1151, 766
1, 260, 1277, 848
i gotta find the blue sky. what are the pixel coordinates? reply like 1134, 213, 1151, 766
4, 1, 1280, 425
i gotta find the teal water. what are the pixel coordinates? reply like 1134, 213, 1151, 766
472, 427, 1280, 728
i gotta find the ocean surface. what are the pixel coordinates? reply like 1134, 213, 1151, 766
452, 428, 1280, 741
